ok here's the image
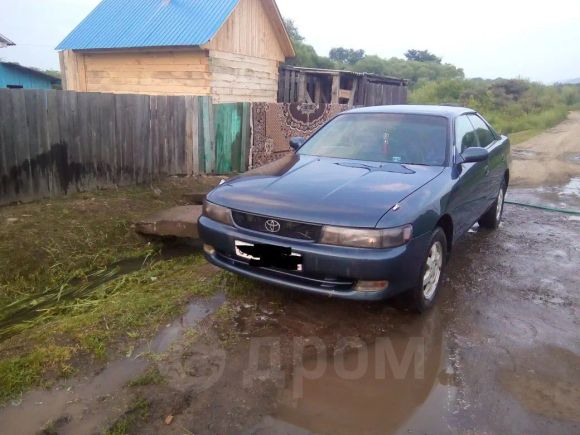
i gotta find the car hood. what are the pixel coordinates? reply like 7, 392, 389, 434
208, 154, 444, 228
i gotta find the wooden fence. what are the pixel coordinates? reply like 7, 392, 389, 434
0, 89, 250, 205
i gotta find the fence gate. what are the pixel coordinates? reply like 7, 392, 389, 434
213, 103, 251, 174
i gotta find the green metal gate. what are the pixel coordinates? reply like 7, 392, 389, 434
201, 102, 251, 175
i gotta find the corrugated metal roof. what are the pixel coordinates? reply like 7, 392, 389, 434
0, 62, 61, 82
56, 0, 240, 50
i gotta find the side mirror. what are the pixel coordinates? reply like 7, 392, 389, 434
460, 147, 489, 164
289, 137, 306, 151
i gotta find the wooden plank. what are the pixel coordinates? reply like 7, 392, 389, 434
289, 71, 296, 103
314, 78, 322, 104
29, 90, 51, 197
0, 89, 16, 203
214, 104, 235, 174
348, 79, 358, 108
59, 91, 78, 193
357, 77, 367, 106
46, 90, 61, 148
201, 0, 288, 62
240, 102, 250, 171
134, 94, 150, 182
277, 68, 284, 102
284, 69, 290, 103
98, 92, 116, 185
11, 90, 31, 199
76, 92, 93, 189
231, 104, 243, 173
199, 97, 215, 173
185, 95, 199, 175
114, 94, 129, 185
331, 75, 340, 104
149, 96, 159, 177
297, 73, 306, 102
167, 96, 176, 175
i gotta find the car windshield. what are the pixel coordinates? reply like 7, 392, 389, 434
298, 113, 448, 166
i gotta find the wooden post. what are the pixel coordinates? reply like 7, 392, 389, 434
348, 79, 358, 108
331, 74, 340, 104
284, 69, 290, 103
314, 78, 322, 103
297, 72, 307, 102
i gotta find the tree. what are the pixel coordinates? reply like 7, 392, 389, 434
284, 19, 304, 43
404, 49, 442, 63
283, 19, 335, 69
329, 47, 366, 65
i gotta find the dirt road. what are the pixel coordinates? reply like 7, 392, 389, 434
512, 111, 580, 187
1, 119, 579, 434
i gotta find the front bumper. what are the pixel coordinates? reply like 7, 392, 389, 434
198, 216, 431, 301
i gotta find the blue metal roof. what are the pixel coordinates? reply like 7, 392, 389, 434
56, 0, 240, 50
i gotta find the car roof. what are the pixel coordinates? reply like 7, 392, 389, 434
346, 104, 476, 119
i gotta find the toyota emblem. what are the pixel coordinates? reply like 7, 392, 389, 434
264, 219, 281, 233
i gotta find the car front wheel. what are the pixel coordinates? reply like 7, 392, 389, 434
407, 227, 447, 313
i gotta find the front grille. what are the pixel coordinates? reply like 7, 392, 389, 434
231, 211, 322, 241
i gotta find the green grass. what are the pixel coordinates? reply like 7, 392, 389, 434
105, 396, 150, 435
126, 367, 166, 387
486, 106, 570, 135
509, 129, 543, 145
0, 255, 220, 402
0, 177, 222, 403
0, 345, 74, 403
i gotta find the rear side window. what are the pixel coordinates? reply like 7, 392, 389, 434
468, 114, 495, 147
455, 115, 478, 153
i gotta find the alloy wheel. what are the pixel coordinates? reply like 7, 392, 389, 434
496, 187, 505, 222
422, 241, 443, 300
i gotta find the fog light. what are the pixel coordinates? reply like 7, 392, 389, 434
203, 244, 215, 256
355, 280, 389, 292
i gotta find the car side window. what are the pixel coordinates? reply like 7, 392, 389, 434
468, 114, 495, 147
455, 115, 478, 153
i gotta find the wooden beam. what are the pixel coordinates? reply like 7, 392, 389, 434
348, 79, 358, 108
331, 74, 340, 104
314, 78, 321, 103
297, 72, 306, 102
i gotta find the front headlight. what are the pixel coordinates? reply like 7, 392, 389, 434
202, 201, 234, 226
319, 224, 413, 248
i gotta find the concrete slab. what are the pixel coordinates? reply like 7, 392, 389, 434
135, 206, 202, 239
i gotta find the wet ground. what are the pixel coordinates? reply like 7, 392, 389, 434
511, 111, 580, 187
1, 196, 578, 434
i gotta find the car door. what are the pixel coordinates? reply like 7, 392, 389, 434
468, 114, 503, 207
447, 114, 489, 237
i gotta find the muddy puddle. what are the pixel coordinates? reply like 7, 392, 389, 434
0, 294, 224, 435
261, 310, 456, 435
507, 178, 580, 211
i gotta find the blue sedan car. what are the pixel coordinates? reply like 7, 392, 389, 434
199, 105, 511, 311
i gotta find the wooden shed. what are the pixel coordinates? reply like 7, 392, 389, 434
278, 65, 408, 107
56, 0, 294, 103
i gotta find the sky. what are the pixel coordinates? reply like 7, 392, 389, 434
0, 0, 579, 83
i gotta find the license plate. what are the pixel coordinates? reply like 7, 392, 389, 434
235, 241, 303, 271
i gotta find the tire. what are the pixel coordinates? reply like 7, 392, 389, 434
479, 183, 506, 230
407, 227, 447, 313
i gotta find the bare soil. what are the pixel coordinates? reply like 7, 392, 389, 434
511, 111, 580, 187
